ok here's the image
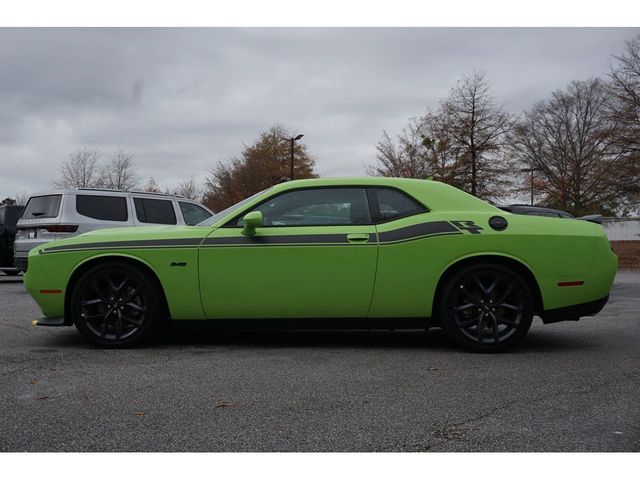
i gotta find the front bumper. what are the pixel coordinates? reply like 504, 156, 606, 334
32, 317, 69, 327
541, 295, 609, 324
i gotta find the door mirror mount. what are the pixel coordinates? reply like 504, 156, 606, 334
241, 211, 263, 236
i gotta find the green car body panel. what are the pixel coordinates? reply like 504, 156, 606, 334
24, 178, 617, 325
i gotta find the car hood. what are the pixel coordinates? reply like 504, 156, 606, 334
79, 225, 204, 239
34, 225, 213, 254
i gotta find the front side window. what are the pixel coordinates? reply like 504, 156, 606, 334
134, 198, 177, 225
234, 188, 372, 227
76, 195, 128, 221
23, 195, 62, 219
179, 202, 212, 226
369, 188, 426, 222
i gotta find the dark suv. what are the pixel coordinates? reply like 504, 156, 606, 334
0, 204, 25, 275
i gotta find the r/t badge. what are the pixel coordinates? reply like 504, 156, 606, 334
450, 220, 483, 234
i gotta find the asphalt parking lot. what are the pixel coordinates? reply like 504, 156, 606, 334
0, 271, 638, 452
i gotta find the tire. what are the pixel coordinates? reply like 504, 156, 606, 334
438, 262, 534, 352
70, 261, 163, 347
1, 269, 20, 276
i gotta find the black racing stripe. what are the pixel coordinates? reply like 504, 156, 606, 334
41, 221, 461, 253
203, 233, 350, 246
379, 231, 462, 245
377, 221, 460, 243
41, 238, 203, 253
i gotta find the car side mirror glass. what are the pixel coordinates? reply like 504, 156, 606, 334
241, 211, 263, 237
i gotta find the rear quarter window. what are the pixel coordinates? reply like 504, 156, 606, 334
369, 188, 427, 222
22, 195, 62, 219
76, 195, 128, 221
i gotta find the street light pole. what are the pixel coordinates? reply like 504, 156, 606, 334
520, 167, 541, 206
281, 133, 304, 180
289, 137, 295, 180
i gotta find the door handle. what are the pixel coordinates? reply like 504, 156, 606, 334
347, 233, 370, 243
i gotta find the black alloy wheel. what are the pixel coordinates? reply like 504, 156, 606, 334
70, 261, 162, 347
439, 263, 534, 352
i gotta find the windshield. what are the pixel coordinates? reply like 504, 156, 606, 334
196, 188, 272, 227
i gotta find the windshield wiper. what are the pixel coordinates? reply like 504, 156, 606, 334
31, 212, 45, 217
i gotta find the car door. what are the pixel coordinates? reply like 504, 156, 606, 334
199, 187, 378, 319
367, 187, 436, 318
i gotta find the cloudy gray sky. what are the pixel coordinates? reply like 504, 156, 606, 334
0, 27, 638, 199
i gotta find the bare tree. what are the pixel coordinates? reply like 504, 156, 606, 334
102, 149, 138, 190
144, 177, 161, 193
608, 34, 640, 151
367, 113, 469, 186
418, 111, 470, 188
607, 34, 640, 207
510, 79, 632, 216
14, 192, 29, 206
54, 148, 104, 188
367, 120, 430, 178
174, 177, 200, 200
367, 72, 514, 201
441, 71, 515, 199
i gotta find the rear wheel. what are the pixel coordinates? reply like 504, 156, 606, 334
438, 263, 533, 352
70, 261, 162, 347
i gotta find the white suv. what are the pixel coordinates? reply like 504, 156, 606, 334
14, 189, 213, 271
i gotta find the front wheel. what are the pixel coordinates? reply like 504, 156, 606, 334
70, 261, 163, 347
438, 263, 534, 352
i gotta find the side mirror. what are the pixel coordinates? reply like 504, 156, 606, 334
241, 211, 263, 237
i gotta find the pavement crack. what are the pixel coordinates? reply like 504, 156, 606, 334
394, 369, 640, 452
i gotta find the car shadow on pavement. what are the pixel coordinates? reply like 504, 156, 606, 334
156, 328, 602, 353
156, 327, 453, 351
33, 321, 603, 354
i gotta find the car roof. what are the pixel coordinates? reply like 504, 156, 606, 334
270, 177, 432, 187
264, 177, 499, 213
24, 188, 192, 201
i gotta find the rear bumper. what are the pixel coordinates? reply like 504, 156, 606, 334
541, 295, 609, 324
14, 239, 48, 255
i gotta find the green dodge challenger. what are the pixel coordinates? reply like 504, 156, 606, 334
24, 178, 617, 351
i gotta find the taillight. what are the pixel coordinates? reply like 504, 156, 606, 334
44, 225, 78, 233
